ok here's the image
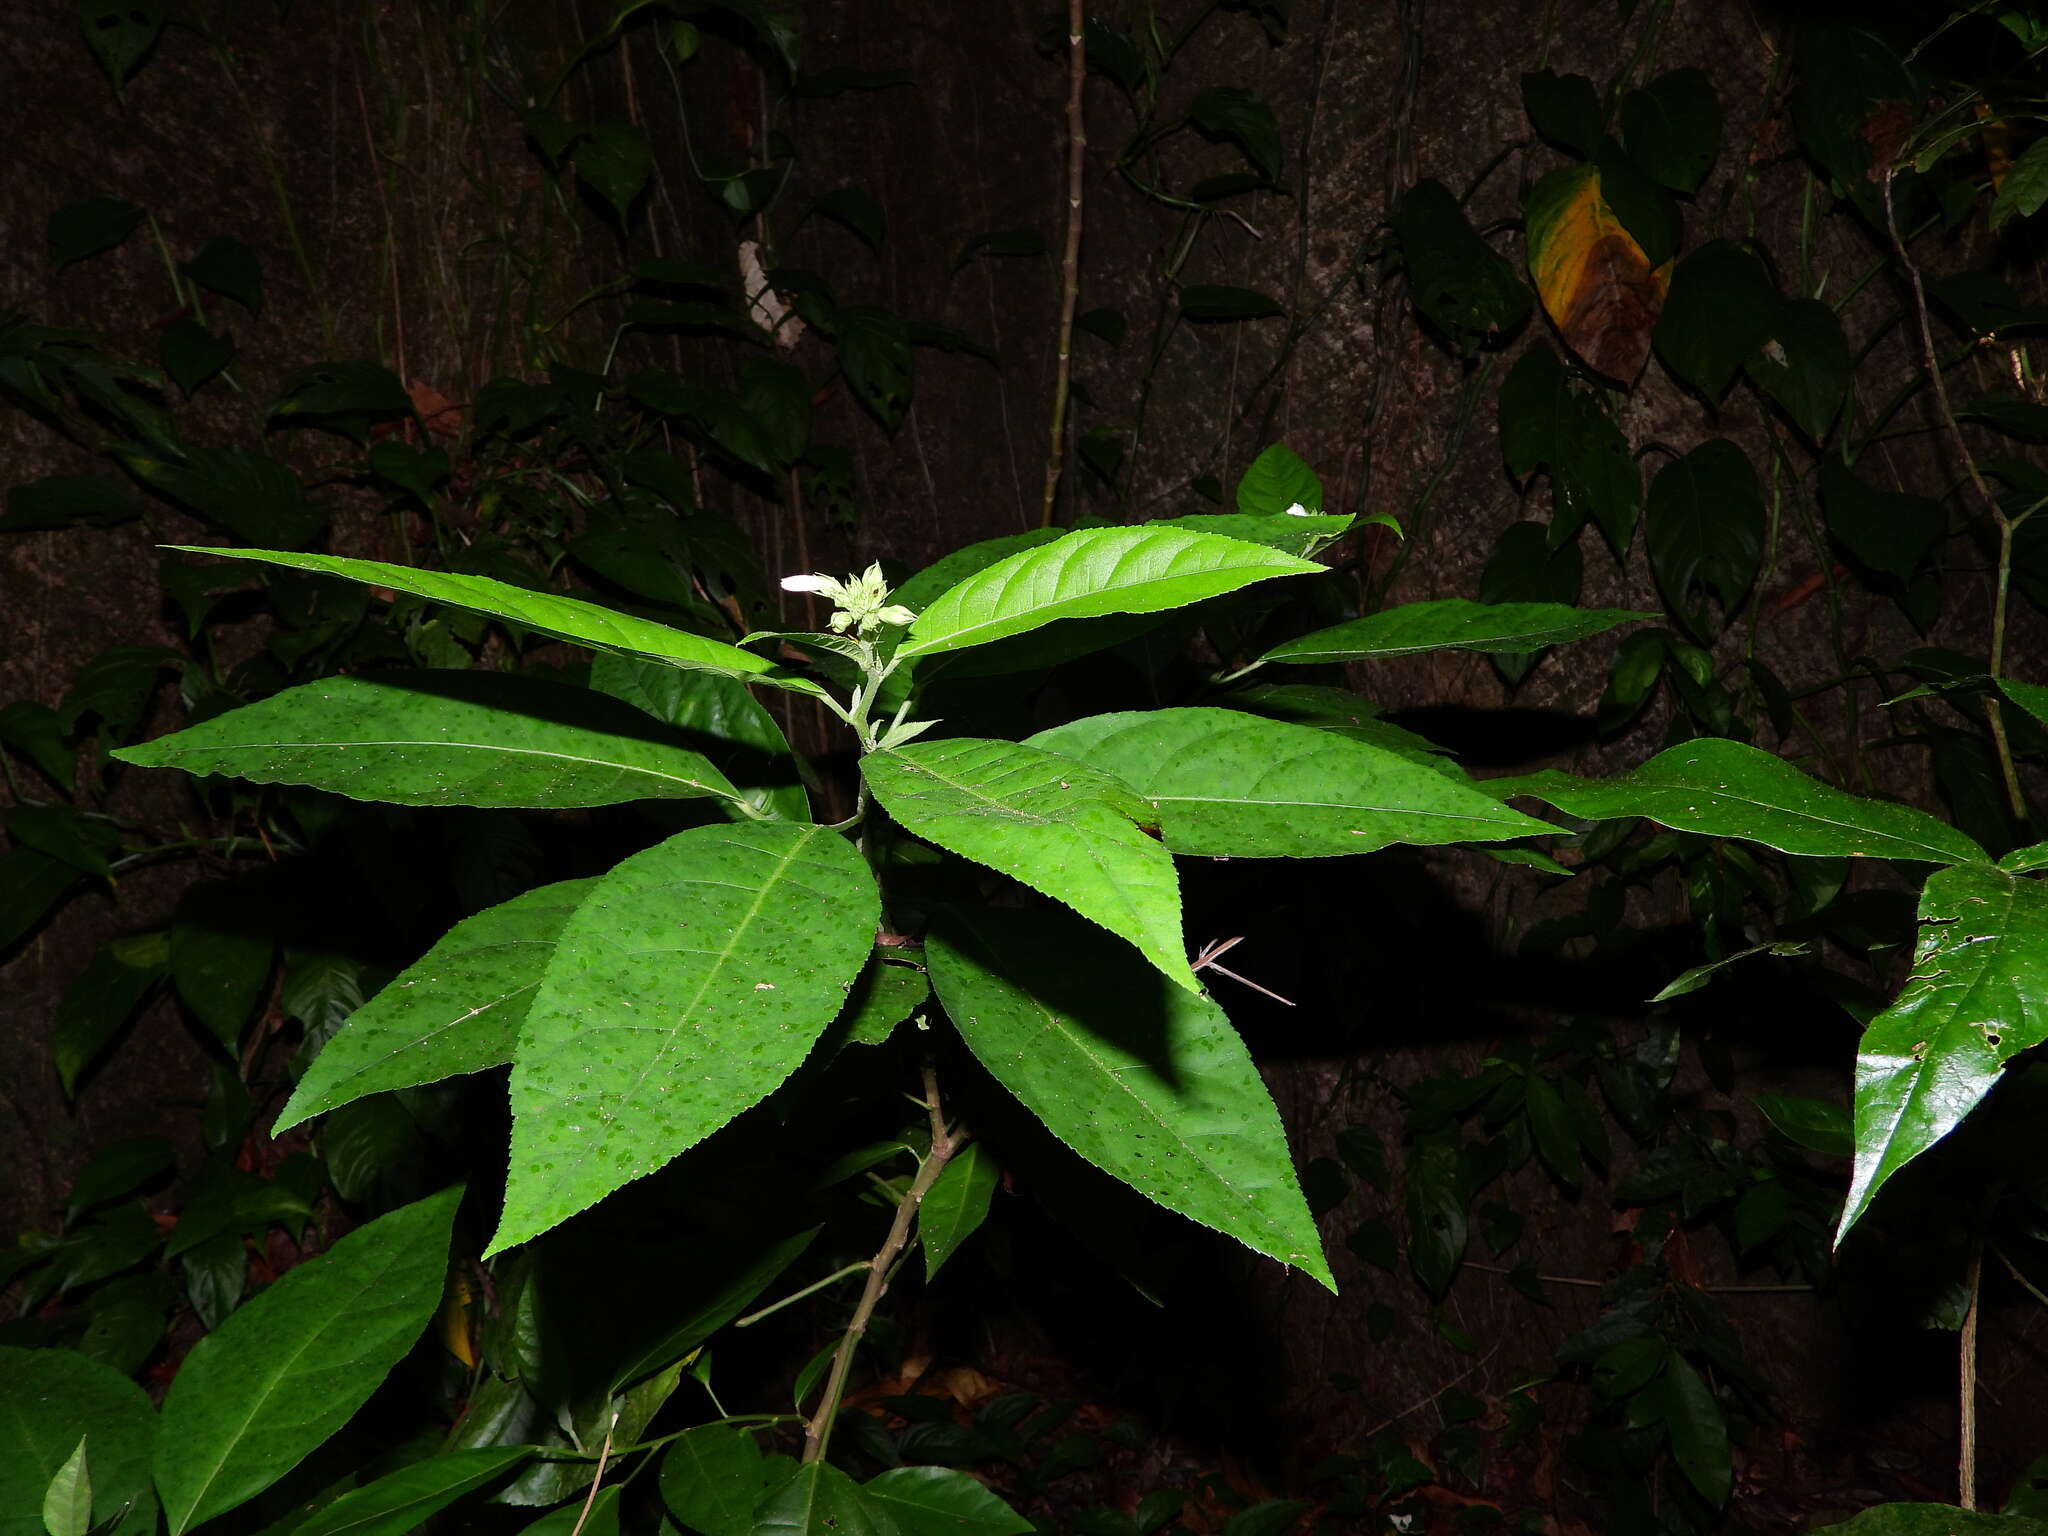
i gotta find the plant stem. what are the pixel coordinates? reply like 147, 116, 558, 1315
1882, 171, 2029, 825
800, 1062, 967, 1463
1040, 0, 1088, 529
1961, 1246, 1981, 1510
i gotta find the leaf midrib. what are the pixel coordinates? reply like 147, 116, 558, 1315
149, 736, 734, 797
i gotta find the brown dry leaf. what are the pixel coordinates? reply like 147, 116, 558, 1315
1857, 99, 1914, 181
1525, 164, 1664, 384
408, 379, 464, 438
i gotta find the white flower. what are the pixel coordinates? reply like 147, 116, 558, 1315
780, 573, 843, 597
1284, 502, 1313, 517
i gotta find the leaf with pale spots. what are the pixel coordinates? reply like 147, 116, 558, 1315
276, 879, 597, 1133
1840, 865, 2048, 1240
490, 823, 877, 1254
927, 906, 1333, 1291
861, 737, 1199, 992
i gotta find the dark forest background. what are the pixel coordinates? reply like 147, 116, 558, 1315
10, 1, 2048, 1532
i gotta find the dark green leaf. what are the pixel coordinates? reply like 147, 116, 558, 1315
922, 1143, 998, 1280
0, 1347, 156, 1535
0, 849, 82, 956
1392, 180, 1531, 343
1960, 393, 2048, 442
1993, 139, 2048, 230
169, 881, 274, 1054
291, 1448, 531, 1536
1405, 1135, 1467, 1299
1644, 1354, 1730, 1505
927, 907, 1333, 1289
1234, 443, 1321, 516
268, 362, 410, 433
160, 317, 235, 396
54, 945, 164, 1099
1654, 241, 1778, 401
794, 66, 913, 97
1820, 462, 1944, 591
1520, 70, 1603, 158
59, 645, 176, 739
953, 230, 1045, 269
1812, 1505, 2048, 1534
810, 187, 885, 250
862, 1467, 1031, 1536
1075, 308, 1126, 346
1645, 438, 1765, 642
125, 446, 325, 548
79, 0, 166, 88
659, 1426, 794, 1536
180, 238, 264, 315
1748, 297, 1850, 441
1187, 88, 1281, 181
837, 307, 912, 428
754, 1463, 891, 1536
1497, 345, 1640, 552
1494, 737, 1987, 865
1261, 599, 1648, 663
0, 474, 137, 533
65, 1136, 174, 1218
572, 122, 652, 221
367, 441, 449, 504
152, 1188, 461, 1535
1619, 68, 1721, 193
48, 198, 144, 267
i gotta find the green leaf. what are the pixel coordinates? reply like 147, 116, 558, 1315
125, 448, 325, 549
1618, 68, 1721, 194
277, 879, 595, 1132
927, 907, 1333, 1290
953, 229, 1045, 268
1405, 1134, 1467, 1299
1753, 1093, 1852, 1157
1494, 738, 1986, 865
1653, 241, 1779, 401
1234, 443, 1322, 516
493, 823, 877, 1254
861, 739, 1196, 992
1027, 709, 1550, 857
1840, 865, 2048, 1239
269, 362, 409, 433
1187, 88, 1281, 180
152, 1187, 460, 1535
837, 306, 912, 428
160, 317, 235, 396
1520, 70, 1602, 158
810, 187, 886, 250
921, 1144, 998, 1280
0, 850, 80, 955
1496, 345, 1639, 553
755, 1463, 894, 1536
833, 953, 930, 1049
169, 882, 273, 1054
47, 198, 143, 268
1747, 297, 1850, 442
291, 1448, 530, 1536
608, 1227, 817, 1393
1257, 599, 1649, 663
161, 548, 817, 695
572, 122, 651, 221
1153, 512, 1349, 558
65, 1136, 175, 1218
40, 1437, 89, 1536
116, 672, 744, 810
54, 950, 163, 1099
658, 1426, 794, 1536
1391, 180, 1531, 343
0, 475, 137, 533
1645, 439, 1766, 642
0, 1349, 155, 1536
1644, 1354, 1730, 1505
79, 0, 166, 88
902, 526, 1318, 660
1179, 285, 1284, 322
368, 441, 449, 504
862, 1467, 1031, 1536
181, 238, 264, 314
591, 651, 808, 822
1820, 462, 1944, 594
9, 806, 117, 878
1993, 139, 2048, 230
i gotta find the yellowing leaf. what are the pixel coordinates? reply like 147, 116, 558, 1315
1525, 165, 1666, 383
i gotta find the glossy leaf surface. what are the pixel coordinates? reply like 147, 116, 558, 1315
861, 739, 1196, 992
755, 1463, 893, 1536
493, 824, 877, 1254
659, 1426, 794, 1536
0, 1348, 155, 1536
278, 879, 596, 1132
1495, 738, 1986, 865
921, 1144, 998, 1280
115, 672, 743, 809
899, 526, 1320, 660
164, 547, 818, 694
1028, 709, 1550, 856
154, 1187, 460, 1535
1840, 865, 2048, 1238
927, 908, 1333, 1290
291, 1448, 531, 1536
1257, 600, 1649, 663
862, 1467, 1032, 1536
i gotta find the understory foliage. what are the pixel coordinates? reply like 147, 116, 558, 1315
13, 3, 2048, 1536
